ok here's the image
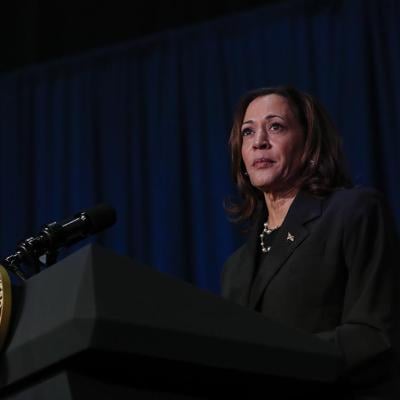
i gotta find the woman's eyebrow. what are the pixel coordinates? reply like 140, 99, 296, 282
265, 114, 285, 121
242, 114, 285, 125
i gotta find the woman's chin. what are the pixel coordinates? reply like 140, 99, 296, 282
252, 181, 274, 193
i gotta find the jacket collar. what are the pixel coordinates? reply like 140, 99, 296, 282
245, 190, 323, 309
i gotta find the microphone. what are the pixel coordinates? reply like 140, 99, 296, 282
2, 204, 116, 279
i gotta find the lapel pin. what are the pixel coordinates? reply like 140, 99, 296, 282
287, 232, 295, 242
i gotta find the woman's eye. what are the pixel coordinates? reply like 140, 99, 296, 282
269, 123, 283, 132
241, 128, 253, 137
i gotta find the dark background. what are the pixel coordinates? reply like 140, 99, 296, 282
3, 0, 281, 73
1, 0, 399, 293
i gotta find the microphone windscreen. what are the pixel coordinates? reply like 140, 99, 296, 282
84, 204, 117, 233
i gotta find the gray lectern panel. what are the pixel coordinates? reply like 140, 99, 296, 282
0, 244, 342, 397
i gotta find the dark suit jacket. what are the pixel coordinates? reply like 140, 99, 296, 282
222, 187, 400, 396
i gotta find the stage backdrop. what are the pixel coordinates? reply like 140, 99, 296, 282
0, 0, 399, 293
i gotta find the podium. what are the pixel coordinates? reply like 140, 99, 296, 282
0, 244, 343, 399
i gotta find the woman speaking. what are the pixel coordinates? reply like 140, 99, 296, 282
222, 86, 399, 399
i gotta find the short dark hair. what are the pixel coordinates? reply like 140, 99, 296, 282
225, 86, 352, 223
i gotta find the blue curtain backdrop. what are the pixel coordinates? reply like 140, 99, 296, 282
0, 0, 399, 293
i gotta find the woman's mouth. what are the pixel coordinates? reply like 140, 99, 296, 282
253, 157, 276, 168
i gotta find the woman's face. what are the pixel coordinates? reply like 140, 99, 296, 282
241, 94, 305, 194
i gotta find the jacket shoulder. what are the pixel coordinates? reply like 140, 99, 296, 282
329, 186, 383, 200
325, 186, 386, 213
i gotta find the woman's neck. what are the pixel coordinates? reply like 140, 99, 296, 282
264, 188, 299, 228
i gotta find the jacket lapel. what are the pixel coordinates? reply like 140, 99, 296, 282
231, 216, 264, 307
248, 191, 323, 309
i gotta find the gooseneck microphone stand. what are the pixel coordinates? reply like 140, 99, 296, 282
1, 204, 116, 282
2, 235, 59, 281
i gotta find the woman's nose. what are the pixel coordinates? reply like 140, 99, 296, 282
253, 130, 270, 149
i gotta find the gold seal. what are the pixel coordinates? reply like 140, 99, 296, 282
0, 265, 12, 351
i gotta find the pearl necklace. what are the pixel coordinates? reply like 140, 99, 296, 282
259, 221, 281, 253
